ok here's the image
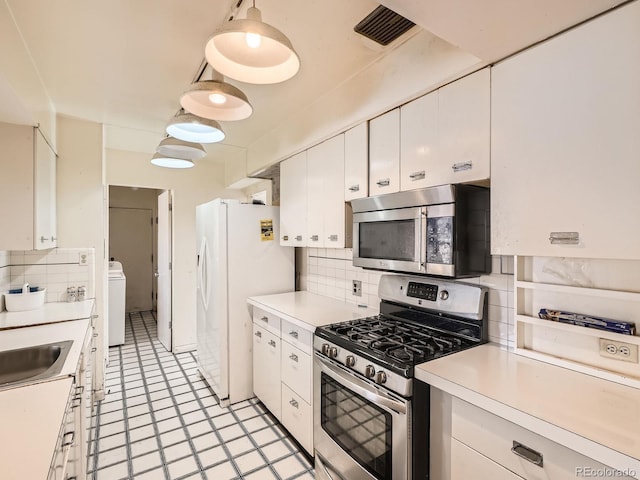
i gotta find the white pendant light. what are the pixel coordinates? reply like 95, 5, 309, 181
156, 137, 206, 160
180, 69, 252, 121
150, 153, 195, 169
166, 112, 225, 143
205, 2, 300, 85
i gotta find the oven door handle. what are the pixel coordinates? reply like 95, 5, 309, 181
316, 454, 342, 480
316, 355, 407, 415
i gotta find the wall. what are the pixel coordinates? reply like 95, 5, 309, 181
301, 248, 515, 349
246, 29, 484, 175
105, 148, 244, 351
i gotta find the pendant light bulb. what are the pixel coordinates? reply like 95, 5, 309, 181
245, 32, 261, 49
209, 93, 227, 105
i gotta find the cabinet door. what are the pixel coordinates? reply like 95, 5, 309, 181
437, 68, 490, 185
491, 3, 640, 259
281, 384, 313, 454
321, 134, 347, 248
306, 142, 326, 247
34, 129, 57, 250
369, 109, 400, 195
279, 152, 307, 247
344, 123, 368, 201
451, 438, 524, 480
400, 92, 438, 191
252, 324, 281, 420
281, 341, 312, 404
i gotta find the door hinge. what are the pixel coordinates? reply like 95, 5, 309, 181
169, 203, 173, 212
169, 321, 172, 330
151, 253, 154, 263
169, 261, 172, 270
155, 216, 158, 224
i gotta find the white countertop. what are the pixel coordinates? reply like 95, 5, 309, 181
0, 377, 74, 480
0, 300, 94, 330
247, 291, 378, 331
416, 344, 640, 476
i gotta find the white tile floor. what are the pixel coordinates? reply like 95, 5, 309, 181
87, 311, 315, 480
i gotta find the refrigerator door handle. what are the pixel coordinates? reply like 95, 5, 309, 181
198, 238, 210, 310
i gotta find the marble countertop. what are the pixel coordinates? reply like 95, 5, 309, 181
416, 344, 640, 476
0, 300, 94, 330
247, 291, 378, 331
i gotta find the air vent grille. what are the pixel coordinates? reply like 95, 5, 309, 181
354, 5, 416, 46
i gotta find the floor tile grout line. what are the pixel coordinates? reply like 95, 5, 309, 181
89, 399, 102, 478
140, 310, 208, 479
117, 334, 136, 479
127, 311, 172, 480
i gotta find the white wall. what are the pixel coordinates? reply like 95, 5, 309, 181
56, 114, 106, 395
105, 148, 244, 351
246, 29, 483, 174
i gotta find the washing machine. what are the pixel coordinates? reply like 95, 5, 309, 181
108, 261, 126, 346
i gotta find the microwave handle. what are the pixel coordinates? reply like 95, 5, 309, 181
420, 208, 428, 270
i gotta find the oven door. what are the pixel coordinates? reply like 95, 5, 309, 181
314, 354, 410, 480
352, 207, 427, 274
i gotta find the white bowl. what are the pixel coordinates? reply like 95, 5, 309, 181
4, 289, 47, 312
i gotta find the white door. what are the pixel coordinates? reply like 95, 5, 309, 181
157, 191, 172, 351
369, 108, 400, 194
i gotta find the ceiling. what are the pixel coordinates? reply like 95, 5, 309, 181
1, 0, 630, 163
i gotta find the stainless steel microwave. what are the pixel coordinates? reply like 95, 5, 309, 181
351, 184, 490, 278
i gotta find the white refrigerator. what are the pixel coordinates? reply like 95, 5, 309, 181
196, 199, 294, 406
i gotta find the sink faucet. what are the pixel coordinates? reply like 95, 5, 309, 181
22, 283, 30, 293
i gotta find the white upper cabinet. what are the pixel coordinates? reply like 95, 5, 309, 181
344, 123, 368, 201
400, 91, 438, 191
437, 68, 490, 185
491, 2, 640, 259
369, 109, 400, 195
0, 123, 57, 250
279, 151, 307, 247
307, 134, 349, 248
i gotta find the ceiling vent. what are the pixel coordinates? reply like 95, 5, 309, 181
354, 5, 416, 46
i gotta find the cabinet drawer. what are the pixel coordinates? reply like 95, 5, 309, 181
451, 397, 633, 479
252, 307, 281, 336
281, 341, 312, 403
281, 319, 312, 352
452, 438, 524, 480
282, 384, 313, 454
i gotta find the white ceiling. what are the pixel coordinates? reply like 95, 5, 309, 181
2, 0, 630, 161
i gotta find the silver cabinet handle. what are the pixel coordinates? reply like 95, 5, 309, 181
295, 235, 302, 241
268, 340, 277, 348
409, 171, 425, 180
328, 235, 338, 242
348, 184, 360, 192
452, 161, 472, 172
289, 331, 299, 338
40, 236, 50, 243
376, 178, 390, 187
261, 316, 268, 322
289, 353, 298, 362
310, 235, 319, 241
282, 235, 289, 241
549, 232, 579, 245
511, 441, 543, 467
289, 398, 299, 409
254, 331, 262, 338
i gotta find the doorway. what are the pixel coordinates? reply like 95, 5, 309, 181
108, 186, 173, 351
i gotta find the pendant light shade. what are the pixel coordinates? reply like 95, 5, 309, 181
156, 137, 206, 160
180, 71, 252, 121
166, 112, 225, 143
151, 153, 195, 169
205, 6, 300, 84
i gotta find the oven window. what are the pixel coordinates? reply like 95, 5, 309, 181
359, 220, 415, 261
321, 373, 392, 480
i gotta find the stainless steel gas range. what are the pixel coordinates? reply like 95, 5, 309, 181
313, 275, 488, 480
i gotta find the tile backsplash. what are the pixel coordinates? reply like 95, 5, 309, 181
301, 248, 515, 349
1, 248, 95, 307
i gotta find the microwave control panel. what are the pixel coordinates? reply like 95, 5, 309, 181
407, 282, 438, 301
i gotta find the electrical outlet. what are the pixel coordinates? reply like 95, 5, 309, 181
78, 251, 89, 266
352, 280, 362, 297
598, 338, 639, 363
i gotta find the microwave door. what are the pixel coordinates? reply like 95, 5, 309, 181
353, 207, 426, 273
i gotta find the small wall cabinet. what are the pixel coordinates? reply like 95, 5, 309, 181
344, 123, 368, 201
279, 151, 307, 247
491, 2, 640, 259
369, 108, 401, 195
0, 122, 57, 250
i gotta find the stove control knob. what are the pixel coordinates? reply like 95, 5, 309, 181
346, 355, 356, 368
321, 344, 330, 356
375, 371, 387, 384
439, 290, 449, 301
365, 365, 376, 378
329, 347, 338, 359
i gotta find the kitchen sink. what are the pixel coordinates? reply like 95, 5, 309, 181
0, 340, 73, 388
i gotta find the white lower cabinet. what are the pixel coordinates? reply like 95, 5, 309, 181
252, 312, 315, 455
451, 397, 633, 480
